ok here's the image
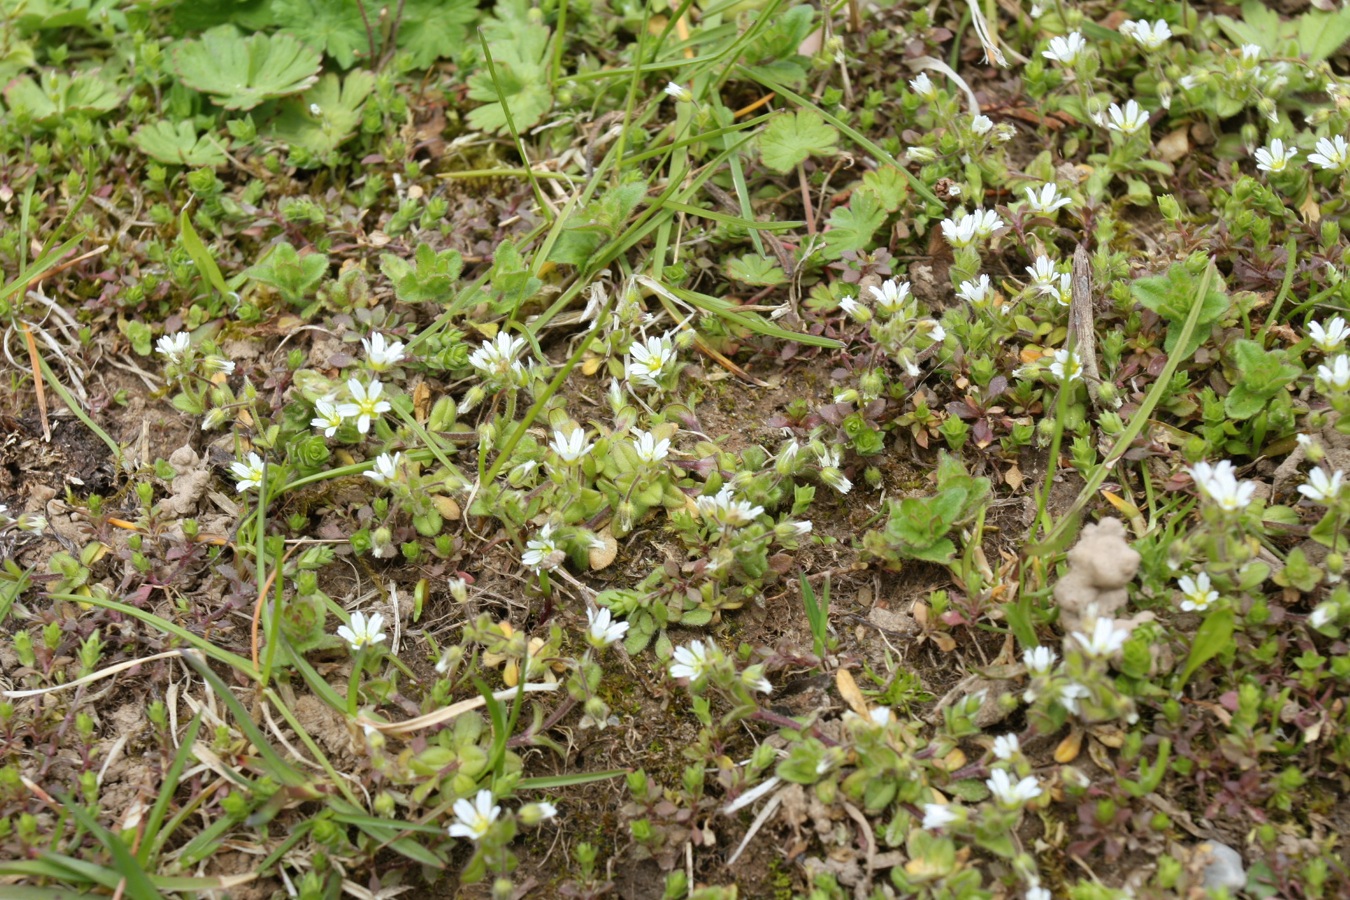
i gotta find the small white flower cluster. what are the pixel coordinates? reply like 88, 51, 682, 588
1188, 460, 1256, 511
1049, 348, 1082, 383
523, 524, 564, 573
667, 639, 771, 694
1254, 134, 1350, 175
1071, 616, 1132, 658
1025, 255, 1071, 305
696, 485, 765, 528
940, 209, 1005, 249
468, 332, 531, 389
158, 331, 236, 376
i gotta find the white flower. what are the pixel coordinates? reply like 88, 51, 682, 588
1254, 138, 1297, 173
940, 215, 980, 248
1241, 43, 1262, 64
1122, 19, 1172, 50
625, 334, 678, 388
1025, 183, 1072, 214
309, 102, 323, 117
1060, 682, 1090, 714
630, 429, 671, 464
816, 446, 852, 494
311, 398, 344, 437
1026, 256, 1059, 294
1027, 885, 1052, 900
337, 610, 387, 652
696, 485, 765, 527
870, 279, 912, 314
1188, 460, 1257, 511
586, 607, 630, 647
156, 331, 191, 363
971, 208, 1005, 238
986, 769, 1042, 808
1072, 617, 1131, 658
1309, 604, 1334, 628
1042, 31, 1086, 65
909, 72, 936, 99
1177, 572, 1218, 612
741, 665, 772, 695
906, 145, 937, 163
1309, 136, 1350, 171
522, 524, 563, 573
669, 639, 716, 681
1023, 645, 1057, 674
230, 452, 266, 492
448, 789, 500, 840
1049, 348, 1082, 382
838, 296, 861, 318
362, 333, 406, 371
1298, 468, 1345, 504
971, 114, 994, 135
202, 355, 235, 375
1308, 316, 1350, 352
1048, 272, 1074, 306
15, 513, 47, 535
992, 734, 1021, 760
926, 322, 945, 342
336, 378, 391, 434
365, 452, 401, 486
550, 428, 594, 463
664, 82, 692, 102
957, 275, 992, 304
869, 707, 892, 727
1106, 99, 1150, 134
922, 803, 959, 831
468, 332, 529, 385
1318, 355, 1350, 389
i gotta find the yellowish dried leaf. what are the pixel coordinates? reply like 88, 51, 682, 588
433, 495, 461, 521
835, 668, 869, 717
1054, 728, 1082, 763
588, 529, 618, 570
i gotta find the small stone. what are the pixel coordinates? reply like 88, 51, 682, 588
1198, 841, 1245, 892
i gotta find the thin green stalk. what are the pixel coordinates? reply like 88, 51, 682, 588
347, 649, 365, 716
1033, 262, 1217, 553
1262, 236, 1299, 346
478, 30, 551, 223
34, 354, 121, 463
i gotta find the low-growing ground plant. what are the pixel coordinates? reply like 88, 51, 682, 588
2, 0, 1350, 897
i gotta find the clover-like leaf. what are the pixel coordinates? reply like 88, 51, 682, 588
132, 120, 229, 167
262, 70, 374, 159
758, 108, 839, 174
465, 21, 552, 133
273, 0, 368, 69
171, 26, 322, 110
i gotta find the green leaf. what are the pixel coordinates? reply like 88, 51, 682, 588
273, 0, 368, 69
465, 2, 552, 133
171, 26, 322, 110
3, 70, 119, 124
178, 206, 233, 299
133, 120, 228, 167
726, 253, 786, 286
381, 242, 464, 303
245, 241, 328, 304
859, 166, 909, 212
1297, 7, 1350, 63
262, 70, 374, 158
822, 190, 886, 260
1131, 264, 1229, 359
1177, 607, 1235, 690
758, 108, 838, 174
396, 0, 479, 69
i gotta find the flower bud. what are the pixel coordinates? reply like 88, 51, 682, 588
374, 791, 396, 817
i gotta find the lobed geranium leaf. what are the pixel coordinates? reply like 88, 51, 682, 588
171, 26, 322, 111
132, 119, 229, 167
